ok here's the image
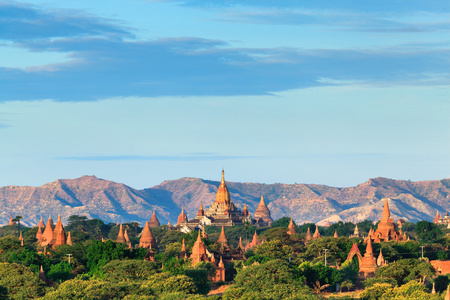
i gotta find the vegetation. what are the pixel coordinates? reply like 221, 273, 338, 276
0, 214, 447, 299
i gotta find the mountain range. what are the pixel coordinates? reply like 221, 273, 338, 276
0, 175, 449, 226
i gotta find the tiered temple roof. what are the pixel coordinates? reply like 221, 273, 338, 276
180, 170, 253, 229
365, 199, 407, 243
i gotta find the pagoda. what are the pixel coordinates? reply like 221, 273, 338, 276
312, 225, 321, 240
149, 211, 160, 227
139, 221, 157, 249
38, 215, 68, 248
287, 218, 296, 235
189, 231, 225, 282
365, 199, 407, 243
180, 170, 253, 229
254, 196, 273, 226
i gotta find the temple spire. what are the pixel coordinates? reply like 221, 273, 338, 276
217, 226, 229, 247
382, 198, 390, 220
67, 232, 73, 246
334, 230, 338, 238
177, 205, 188, 225
116, 224, 126, 244
149, 211, 160, 227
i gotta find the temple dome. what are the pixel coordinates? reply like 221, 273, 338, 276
254, 196, 273, 226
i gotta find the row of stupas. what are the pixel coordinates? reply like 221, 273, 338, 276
36, 215, 72, 248
176, 170, 273, 231
433, 210, 450, 227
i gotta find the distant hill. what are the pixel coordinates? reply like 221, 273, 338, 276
0, 175, 449, 226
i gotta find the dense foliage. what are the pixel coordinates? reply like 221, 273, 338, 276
0, 215, 447, 299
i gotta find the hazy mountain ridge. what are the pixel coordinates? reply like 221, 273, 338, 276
0, 176, 449, 226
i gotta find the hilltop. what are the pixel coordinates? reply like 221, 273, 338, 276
0, 176, 449, 226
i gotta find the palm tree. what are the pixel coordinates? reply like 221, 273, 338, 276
243, 220, 250, 243
12, 216, 22, 237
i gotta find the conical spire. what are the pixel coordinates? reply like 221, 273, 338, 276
251, 231, 258, 244
202, 226, 208, 239
116, 224, 126, 244
305, 227, 312, 243
19, 231, 23, 241
334, 230, 338, 238
139, 221, 157, 249
53, 214, 66, 246
382, 199, 391, 220
37, 216, 45, 228
218, 256, 224, 268
215, 169, 231, 204
47, 214, 54, 227
377, 248, 385, 266
41, 215, 54, 246
177, 205, 188, 225
312, 225, 321, 239
8, 214, 15, 226
149, 211, 160, 227
124, 229, 130, 242
196, 203, 205, 217
67, 231, 73, 246
217, 226, 228, 247
432, 282, 436, 294
36, 226, 43, 242
365, 236, 373, 256
242, 203, 249, 216
181, 237, 186, 252
287, 218, 296, 235
254, 195, 273, 226
190, 231, 207, 265
39, 265, 47, 283
354, 224, 359, 235
238, 236, 244, 250
179, 237, 187, 259
434, 210, 441, 223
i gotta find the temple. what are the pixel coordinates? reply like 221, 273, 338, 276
37, 215, 68, 248
179, 170, 255, 230
346, 240, 379, 277
189, 231, 225, 282
254, 196, 273, 226
364, 199, 407, 243
434, 210, 450, 225
149, 211, 160, 227
287, 218, 296, 235
139, 221, 157, 249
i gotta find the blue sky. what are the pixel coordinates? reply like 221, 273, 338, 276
0, 0, 449, 189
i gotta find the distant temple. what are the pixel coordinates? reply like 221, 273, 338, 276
179, 170, 260, 230
37, 215, 69, 248
364, 199, 407, 243
434, 210, 450, 225
346, 239, 380, 277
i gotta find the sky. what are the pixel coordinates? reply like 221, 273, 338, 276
0, 0, 449, 189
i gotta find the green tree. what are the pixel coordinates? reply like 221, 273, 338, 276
86, 240, 131, 275
223, 259, 317, 300
254, 239, 293, 260
271, 217, 293, 228
0, 263, 46, 299
100, 260, 159, 283
415, 221, 442, 242
374, 259, 435, 286
48, 261, 73, 282
141, 272, 198, 296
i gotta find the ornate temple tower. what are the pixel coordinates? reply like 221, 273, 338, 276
217, 227, 229, 248
366, 199, 407, 243
359, 238, 378, 276
177, 206, 188, 226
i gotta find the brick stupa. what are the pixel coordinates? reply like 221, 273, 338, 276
312, 225, 321, 240
254, 196, 273, 226
217, 227, 229, 248
149, 211, 160, 227
116, 224, 126, 244
139, 221, 157, 249
177, 206, 188, 226
287, 218, 296, 235
365, 199, 407, 243
37, 216, 45, 228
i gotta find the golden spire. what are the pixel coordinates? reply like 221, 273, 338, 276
215, 169, 231, 204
